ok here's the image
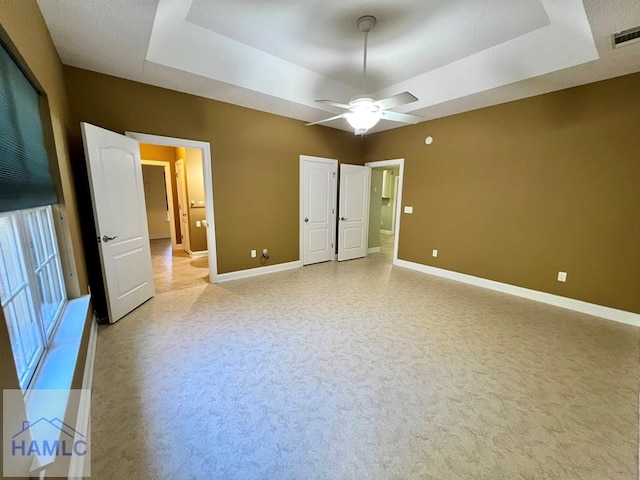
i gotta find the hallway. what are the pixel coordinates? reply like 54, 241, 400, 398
150, 239, 209, 294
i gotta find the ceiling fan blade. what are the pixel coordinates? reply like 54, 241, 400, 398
375, 92, 418, 110
381, 110, 422, 124
316, 99, 350, 110
305, 113, 348, 126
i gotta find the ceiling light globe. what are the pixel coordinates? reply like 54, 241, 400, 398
346, 99, 382, 134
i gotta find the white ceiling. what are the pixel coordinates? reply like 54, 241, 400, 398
37, 0, 640, 134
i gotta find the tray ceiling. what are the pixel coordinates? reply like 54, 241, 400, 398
37, 0, 640, 133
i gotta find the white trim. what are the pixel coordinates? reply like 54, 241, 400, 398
390, 175, 400, 234
364, 159, 404, 264
141, 159, 178, 248
68, 313, 98, 479
299, 155, 338, 266
367, 247, 381, 254
217, 260, 302, 283
190, 250, 208, 258
395, 259, 640, 326
126, 132, 219, 283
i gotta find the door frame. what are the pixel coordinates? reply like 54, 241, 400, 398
141, 159, 179, 248
364, 158, 404, 263
126, 132, 219, 283
299, 155, 338, 264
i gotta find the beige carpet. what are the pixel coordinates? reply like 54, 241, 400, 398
91, 245, 639, 479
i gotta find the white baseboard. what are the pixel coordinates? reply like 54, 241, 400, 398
68, 314, 98, 479
217, 260, 302, 283
367, 247, 381, 254
149, 233, 171, 240
190, 250, 208, 258
394, 259, 640, 326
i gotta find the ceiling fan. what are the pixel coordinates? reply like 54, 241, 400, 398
306, 15, 422, 135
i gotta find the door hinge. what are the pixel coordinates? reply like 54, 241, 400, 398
96, 236, 101, 243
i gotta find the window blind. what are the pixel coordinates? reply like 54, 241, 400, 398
0, 41, 57, 213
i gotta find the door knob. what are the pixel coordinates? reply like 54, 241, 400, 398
340, 217, 347, 221
304, 218, 309, 223
102, 235, 118, 242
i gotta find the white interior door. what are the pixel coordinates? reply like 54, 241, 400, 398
301, 156, 337, 265
175, 159, 190, 252
338, 164, 371, 261
81, 122, 154, 323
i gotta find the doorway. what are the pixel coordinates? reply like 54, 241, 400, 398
128, 132, 219, 291
364, 159, 404, 263
139, 150, 207, 293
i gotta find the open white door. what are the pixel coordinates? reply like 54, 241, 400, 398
301, 156, 337, 265
81, 122, 155, 323
338, 164, 371, 261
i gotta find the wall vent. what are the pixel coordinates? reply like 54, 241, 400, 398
613, 26, 640, 48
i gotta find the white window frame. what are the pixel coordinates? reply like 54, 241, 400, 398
0, 205, 66, 390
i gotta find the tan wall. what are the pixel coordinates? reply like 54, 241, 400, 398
364, 73, 640, 313
142, 165, 171, 239
63, 66, 363, 273
140, 144, 181, 241
185, 148, 207, 252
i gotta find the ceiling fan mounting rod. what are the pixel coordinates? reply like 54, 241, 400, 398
363, 30, 368, 92
357, 15, 376, 94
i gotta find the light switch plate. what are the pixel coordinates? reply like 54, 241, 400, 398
251, 250, 257, 258
404, 206, 413, 214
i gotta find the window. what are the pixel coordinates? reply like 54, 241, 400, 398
0, 205, 66, 389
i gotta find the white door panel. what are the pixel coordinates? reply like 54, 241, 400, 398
301, 156, 337, 265
338, 164, 370, 261
81, 122, 154, 323
308, 229, 328, 253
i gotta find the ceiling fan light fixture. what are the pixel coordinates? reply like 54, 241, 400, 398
307, 14, 421, 132
345, 98, 382, 134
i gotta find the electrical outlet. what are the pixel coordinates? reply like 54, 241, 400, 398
251, 250, 256, 258
432, 249, 438, 257
557, 271, 567, 282
404, 206, 413, 214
